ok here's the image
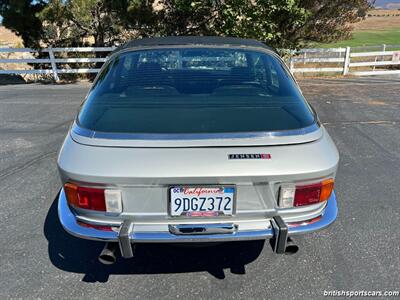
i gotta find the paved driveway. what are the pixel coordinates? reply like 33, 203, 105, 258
0, 78, 399, 299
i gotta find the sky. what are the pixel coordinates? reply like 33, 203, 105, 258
373, 0, 400, 8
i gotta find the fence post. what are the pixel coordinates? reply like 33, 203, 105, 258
343, 46, 351, 75
373, 44, 386, 71
289, 50, 295, 73
48, 47, 60, 82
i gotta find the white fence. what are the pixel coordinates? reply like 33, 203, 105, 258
289, 44, 400, 76
1, 45, 400, 80
0, 46, 115, 81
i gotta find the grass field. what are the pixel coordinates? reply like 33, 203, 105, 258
319, 28, 400, 48
318, 9, 400, 48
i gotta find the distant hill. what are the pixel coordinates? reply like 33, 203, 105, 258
374, 0, 400, 9
0, 26, 23, 47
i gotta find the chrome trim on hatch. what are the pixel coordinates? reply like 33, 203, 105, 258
71, 121, 321, 141
58, 189, 338, 243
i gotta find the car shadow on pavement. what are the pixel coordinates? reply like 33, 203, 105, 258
44, 192, 266, 282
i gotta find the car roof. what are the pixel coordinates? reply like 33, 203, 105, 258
113, 36, 277, 54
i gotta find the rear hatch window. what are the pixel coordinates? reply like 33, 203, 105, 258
78, 47, 315, 134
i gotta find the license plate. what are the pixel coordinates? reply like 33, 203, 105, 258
169, 186, 235, 217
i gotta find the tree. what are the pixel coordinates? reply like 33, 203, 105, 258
39, 0, 127, 47
280, 0, 373, 48
149, 0, 372, 49
1, 0, 372, 50
118, 0, 158, 38
38, 0, 72, 47
149, 0, 218, 36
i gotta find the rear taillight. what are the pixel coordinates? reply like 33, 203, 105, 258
279, 179, 334, 208
64, 182, 122, 213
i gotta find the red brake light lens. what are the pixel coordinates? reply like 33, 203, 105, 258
293, 179, 334, 207
64, 183, 106, 211
294, 182, 322, 206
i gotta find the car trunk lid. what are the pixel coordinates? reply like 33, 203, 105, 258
70, 121, 322, 148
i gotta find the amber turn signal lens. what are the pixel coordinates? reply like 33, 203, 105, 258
64, 182, 79, 207
320, 178, 334, 201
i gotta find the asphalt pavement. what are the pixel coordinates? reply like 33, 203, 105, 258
0, 77, 399, 299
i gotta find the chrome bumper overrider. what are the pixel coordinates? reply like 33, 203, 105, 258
58, 188, 338, 245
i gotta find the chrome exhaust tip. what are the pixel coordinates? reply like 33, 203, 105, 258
98, 242, 118, 265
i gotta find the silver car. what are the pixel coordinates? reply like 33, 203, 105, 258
57, 36, 339, 264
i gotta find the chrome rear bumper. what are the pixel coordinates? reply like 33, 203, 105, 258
58, 188, 337, 245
